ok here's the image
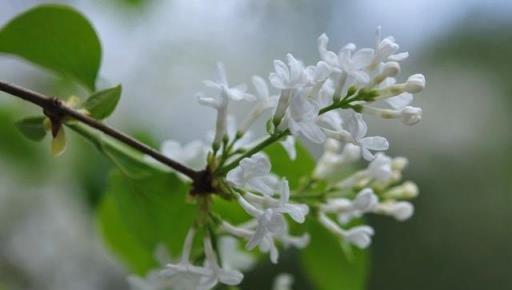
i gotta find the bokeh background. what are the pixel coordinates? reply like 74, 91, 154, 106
0, 0, 511, 290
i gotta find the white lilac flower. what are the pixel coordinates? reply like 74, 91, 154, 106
284, 92, 326, 144
269, 54, 308, 90
202, 62, 256, 102
160, 229, 210, 290
317, 33, 373, 97
313, 141, 361, 179
273, 274, 295, 290
198, 63, 256, 147
318, 213, 375, 249
220, 220, 308, 264
270, 54, 309, 124
243, 180, 310, 223
200, 236, 244, 289
368, 26, 409, 70
399, 106, 422, 125
367, 153, 393, 181
279, 135, 297, 160
236, 181, 308, 260
321, 188, 378, 224
226, 153, 277, 196
218, 237, 255, 272
346, 113, 389, 160
374, 201, 414, 221
239, 76, 279, 133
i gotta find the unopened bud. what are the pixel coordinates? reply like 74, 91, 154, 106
404, 74, 425, 93
400, 106, 422, 125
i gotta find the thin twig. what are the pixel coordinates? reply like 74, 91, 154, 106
0, 80, 199, 180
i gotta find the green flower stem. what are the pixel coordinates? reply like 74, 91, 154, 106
216, 129, 289, 175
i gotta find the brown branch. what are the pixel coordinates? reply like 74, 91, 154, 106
0, 80, 201, 181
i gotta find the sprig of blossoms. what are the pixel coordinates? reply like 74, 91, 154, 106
134, 27, 426, 289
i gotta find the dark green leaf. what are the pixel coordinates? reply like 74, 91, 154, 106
300, 219, 369, 290
265, 141, 315, 189
83, 85, 122, 119
0, 4, 102, 90
15, 116, 47, 141
98, 169, 197, 274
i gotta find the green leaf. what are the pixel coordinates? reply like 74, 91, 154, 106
97, 193, 157, 274
83, 85, 122, 120
265, 141, 315, 189
300, 220, 369, 290
98, 169, 197, 274
0, 4, 102, 90
15, 116, 47, 141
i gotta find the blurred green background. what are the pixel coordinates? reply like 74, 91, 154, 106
0, 0, 511, 290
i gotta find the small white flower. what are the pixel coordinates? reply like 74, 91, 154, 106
367, 153, 393, 181
285, 93, 326, 144
400, 106, 422, 125
346, 113, 389, 160
218, 237, 255, 272
201, 236, 244, 289
270, 54, 309, 124
273, 273, 295, 290
374, 201, 414, 221
318, 213, 375, 249
321, 188, 378, 224
202, 62, 256, 102
313, 142, 361, 179
279, 135, 297, 160
226, 153, 277, 196
199, 63, 255, 147
343, 226, 375, 249
239, 76, 279, 133
305, 61, 332, 86
269, 54, 308, 90
370, 26, 409, 67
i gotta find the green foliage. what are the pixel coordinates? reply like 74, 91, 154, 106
98, 170, 197, 274
98, 193, 157, 274
0, 4, 102, 91
301, 220, 368, 290
15, 116, 47, 141
264, 142, 315, 189
83, 85, 122, 120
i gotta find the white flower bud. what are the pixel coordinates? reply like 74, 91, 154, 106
383, 181, 419, 199
367, 153, 393, 181
352, 188, 379, 212
381, 61, 401, 78
404, 74, 425, 93
400, 106, 422, 125
325, 138, 341, 153
340, 143, 361, 162
344, 226, 375, 249
391, 156, 409, 171
375, 201, 414, 221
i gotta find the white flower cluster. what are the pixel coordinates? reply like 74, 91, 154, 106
132, 27, 425, 290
